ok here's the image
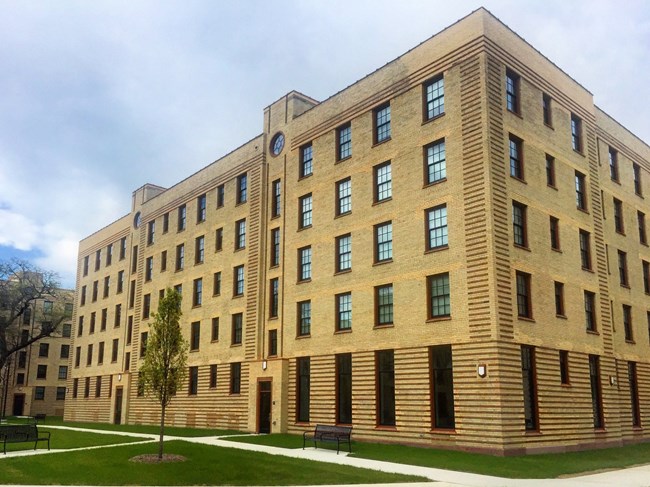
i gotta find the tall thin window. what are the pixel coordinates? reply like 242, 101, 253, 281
628, 362, 641, 427
197, 193, 207, 222
643, 260, 650, 294
579, 230, 592, 270
337, 123, 352, 160
300, 143, 313, 178
195, 235, 205, 264
298, 246, 312, 281
427, 205, 448, 250
634, 163, 643, 196
178, 204, 186, 232
120, 236, 127, 260
188, 366, 198, 395
554, 281, 565, 316
509, 135, 523, 180
618, 250, 629, 287
512, 201, 527, 247
376, 350, 395, 426
375, 284, 394, 327
336, 292, 352, 331
336, 353, 352, 424
431, 345, 455, 430
550, 216, 560, 250
374, 222, 392, 262
428, 273, 450, 318
374, 103, 391, 144
516, 271, 532, 319
231, 313, 243, 345
425, 139, 446, 185
336, 178, 352, 215
545, 154, 556, 187
193, 278, 202, 307
215, 227, 223, 252
147, 221, 155, 245
145, 256, 153, 281
162, 212, 169, 233
271, 179, 281, 218
297, 357, 310, 422
589, 355, 604, 428
638, 211, 647, 245
542, 93, 552, 126
269, 278, 279, 318
609, 147, 619, 181
211, 317, 219, 341
299, 194, 313, 229
268, 330, 278, 357
575, 171, 587, 210
216, 184, 225, 208
374, 162, 392, 202
506, 69, 520, 113
237, 174, 247, 204
230, 363, 241, 394
585, 291, 596, 332
142, 294, 151, 319
521, 345, 538, 431
176, 244, 184, 271
233, 265, 245, 296
235, 219, 246, 250
298, 300, 311, 337
336, 234, 351, 272
614, 198, 624, 234
95, 249, 101, 271
213, 271, 221, 296
270, 228, 280, 267
571, 114, 582, 152
559, 351, 570, 385
190, 321, 200, 351
622, 304, 634, 341
424, 76, 444, 120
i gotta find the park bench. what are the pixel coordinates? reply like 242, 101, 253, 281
303, 424, 352, 454
0, 423, 50, 454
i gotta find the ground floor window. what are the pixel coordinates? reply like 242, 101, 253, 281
628, 361, 641, 427
336, 353, 352, 424
589, 355, 604, 428
521, 345, 538, 431
376, 350, 395, 427
297, 357, 310, 423
431, 345, 455, 429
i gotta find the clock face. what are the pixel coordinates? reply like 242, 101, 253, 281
133, 212, 141, 229
271, 133, 285, 156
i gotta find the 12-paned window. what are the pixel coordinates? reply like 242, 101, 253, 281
176, 244, 184, 271
509, 135, 523, 180
195, 236, 205, 264
614, 198, 624, 234
623, 304, 633, 341
300, 143, 313, 178
197, 194, 207, 222
336, 293, 352, 331
634, 163, 643, 196
299, 194, 313, 229
512, 201, 527, 247
147, 221, 155, 245
216, 184, 225, 208
237, 174, 247, 204
270, 228, 280, 267
298, 300, 311, 336
579, 230, 591, 270
269, 278, 279, 318
609, 147, 619, 181
190, 321, 200, 350
424, 76, 444, 120
375, 284, 394, 326
374, 103, 391, 143
516, 271, 532, 319
178, 204, 186, 232
571, 114, 582, 152
550, 216, 560, 250
375, 222, 392, 262
545, 154, 555, 187
193, 278, 203, 307
336, 234, 352, 272
374, 162, 392, 202
272, 179, 281, 217
298, 246, 312, 281
336, 178, 352, 215
638, 211, 647, 244
428, 273, 450, 318
337, 123, 352, 160
234, 265, 245, 296
618, 250, 629, 287
232, 313, 243, 345
584, 291, 596, 332
425, 139, 446, 184
506, 69, 520, 113
235, 219, 246, 250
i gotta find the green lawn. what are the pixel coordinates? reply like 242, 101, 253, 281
225, 433, 650, 479
2, 427, 146, 453
0, 440, 426, 485
39, 416, 239, 437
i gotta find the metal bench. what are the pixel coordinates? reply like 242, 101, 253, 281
0, 424, 50, 455
303, 424, 352, 454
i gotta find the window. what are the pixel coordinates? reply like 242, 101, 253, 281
86, 344, 93, 366
554, 281, 565, 316
147, 220, 155, 245
35, 386, 45, 401
549, 216, 560, 250
230, 363, 241, 394
178, 204, 186, 231
237, 173, 247, 204
211, 317, 219, 341
585, 291, 597, 332
162, 212, 169, 233
72, 378, 78, 398
39, 342, 49, 358
638, 211, 647, 245
143, 294, 151, 319
509, 135, 523, 180
217, 184, 225, 208
643, 261, 650, 294
191, 321, 200, 350
634, 163, 642, 196
425, 139, 446, 185
60, 344, 70, 359
117, 270, 124, 293
120, 237, 127, 260
336, 353, 352, 424
424, 76, 444, 120
271, 179, 281, 217
375, 284, 394, 327
571, 114, 582, 152
608, 147, 619, 181
210, 364, 218, 388
512, 201, 527, 247
18, 351, 27, 368
127, 316, 133, 345
516, 272, 532, 319
269, 278, 279, 318
375, 222, 392, 262
428, 273, 450, 318
107, 244, 113, 266
589, 355, 604, 428
56, 387, 66, 401
623, 304, 634, 342
213, 271, 221, 296
299, 194, 312, 229
97, 341, 105, 365
628, 362, 641, 427
374, 162, 392, 202
298, 301, 311, 336
426, 205, 448, 250
37, 364, 47, 379
102, 276, 110, 298
268, 329, 278, 357
521, 345, 538, 431
559, 351, 570, 385
505, 69, 520, 113
16, 373, 24, 385
81, 285, 86, 306
542, 93, 552, 126
215, 227, 223, 251
90, 312, 96, 333
297, 357, 310, 422
270, 228, 280, 267
336, 234, 352, 272
145, 256, 153, 281
197, 193, 207, 222
176, 244, 184, 271
430, 345, 455, 429
374, 103, 391, 143
193, 278, 203, 307
140, 331, 148, 358
231, 313, 243, 345
235, 219, 246, 250
92, 281, 98, 302
545, 154, 555, 187
335, 177, 352, 216
111, 339, 118, 363
233, 265, 245, 296
95, 249, 101, 271
83, 255, 89, 276
188, 366, 198, 395
132, 245, 138, 273
101, 308, 107, 330
298, 247, 312, 281
614, 198, 624, 233
300, 143, 313, 178
579, 230, 592, 270
129, 280, 136, 308
195, 236, 205, 264
618, 250, 629, 287
376, 350, 395, 426
336, 292, 352, 331
337, 123, 352, 160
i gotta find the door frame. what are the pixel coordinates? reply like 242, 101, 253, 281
256, 378, 272, 434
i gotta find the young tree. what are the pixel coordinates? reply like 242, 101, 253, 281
138, 288, 188, 459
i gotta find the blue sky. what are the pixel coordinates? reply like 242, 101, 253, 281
1, 0, 649, 289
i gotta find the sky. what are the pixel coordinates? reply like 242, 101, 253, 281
1, 0, 649, 289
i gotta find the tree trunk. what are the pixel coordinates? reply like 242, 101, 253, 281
158, 403, 165, 459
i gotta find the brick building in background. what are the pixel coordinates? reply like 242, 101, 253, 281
65, 8, 650, 454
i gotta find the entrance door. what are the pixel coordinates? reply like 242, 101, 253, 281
12, 394, 25, 416
257, 381, 272, 434
114, 387, 123, 425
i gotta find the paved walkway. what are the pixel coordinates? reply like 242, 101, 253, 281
2, 426, 650, 487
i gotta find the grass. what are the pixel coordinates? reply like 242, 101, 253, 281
2, 427, 146, 453
225, 433, 650, 479
38, 416, 239, 437
0, 440, 426, 485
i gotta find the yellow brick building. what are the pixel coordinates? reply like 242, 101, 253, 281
65, 8, 650, 454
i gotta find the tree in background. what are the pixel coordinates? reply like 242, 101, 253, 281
138, 288, 188, 460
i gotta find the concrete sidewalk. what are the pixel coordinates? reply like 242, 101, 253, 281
2, 426, 650, 487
